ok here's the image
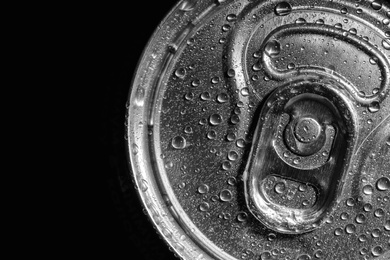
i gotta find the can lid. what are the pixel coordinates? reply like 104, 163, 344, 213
127, 0, 390, 259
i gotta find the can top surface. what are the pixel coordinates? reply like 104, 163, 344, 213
127, 0, 390, 259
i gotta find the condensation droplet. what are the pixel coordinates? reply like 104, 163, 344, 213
376, 177, 390, 191
274, 182, 286, 194
297, 254, 311, 260
334, 227, 343, 236
264, 40, 281, 57
260, 251, 272, 260
172, 136, 186, 149
340, 7, 348, 14
228, 151, 239, 161
191, 79, 200, 87
220, 189, 233, 202
237, 212, 248, 222
198, 184, 209, 194
345, 224, 356, 234
355, 213, 366, 224
199, 202, 210, 212
227, 68, 235, 78
363, 203, 373, 212
382, 39, 390, 50
295, 18, 306, 24
207, 130, 217, 140
209, 114, 223, 125
175, 68, 186, 79
363, 184, 373, 195
222, 161, 232, 171
226, 14, 237, 22
368, 101, 380, 113
371, 246, 383, 257
217, 93, 229, 103
241, 87, 250, 96
274, 2, 292, 16
371, 1, 382, 11
374, 208, 385, 218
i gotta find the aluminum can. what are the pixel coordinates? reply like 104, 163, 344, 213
126, 0, 390, 259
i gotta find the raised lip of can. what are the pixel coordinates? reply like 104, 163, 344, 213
125, 1, 238, 259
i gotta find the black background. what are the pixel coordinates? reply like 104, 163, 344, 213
84, 1, 180, 259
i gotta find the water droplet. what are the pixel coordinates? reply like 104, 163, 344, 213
355, 213, 366, 224
293, 158, 300, 165
345, 198, 355, 207
226, 14, 237, 22
191, 79, 200, 87
217, 93, 229, 103
175, 68, 186, 79
236, 139, 245, 148
356, 8, 363, 14
140, 179, 148, 192
237, 212, 248, 222
260, 251, 272, 260
345, 224, 356, 234
374, 208, 385, 218
264, 40, 281, 57
200, 92, 211, 101
222, 161, 232, 171
132, 143, 139, 154
363, 203, 373, 212
335, 23, 343, 29
199, 202, 210, 211
295, 18, 306, 24
172, 136, 186, 149
359, 234, 367, 242
228, 151, 239, 161
298, 184, 307, 192
371, 1, 382, 10
287, 63, 296, 70
134, 86, 145, 106
274, 182, 286, 194
226, 69, 236, 78
297, 254, 311, 260
363, 185, 374, 195
274, 2, 292, 16
209, 114, 223, 125
369, 57, 378, 65
314, 250, 323, 258
230, 115, 240, 124
340, 7, 348, 14
376, 177, 390, 191
198, 184, 209, 194
207, 130, 217, 140
226, 132, 236, 142
334, 227, 343, 236
178, 182, 186, 189
211, 77, 220, 84
341, 212, 349, 220
184, 126, 193, 134
372, 228, 381, 238
382, 39, 390, 50
185, 92, 195, 101
220, 189, 233, 202
222, 24, 231, 32
384, 220, 390, 231
368, 101, 380, 113
349, 28, 357, 35
241, 87, 250, 96
371, 246, 383, 257
316, 19, 324, 24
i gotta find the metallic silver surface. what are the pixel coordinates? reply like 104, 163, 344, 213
126, 0, 390, 259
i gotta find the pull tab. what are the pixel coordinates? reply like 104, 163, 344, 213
244, 81, 356, 234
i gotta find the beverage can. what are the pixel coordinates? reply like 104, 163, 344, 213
126, 0, 390, 259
